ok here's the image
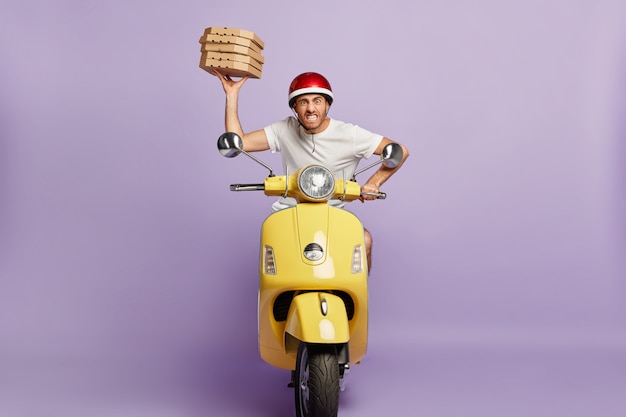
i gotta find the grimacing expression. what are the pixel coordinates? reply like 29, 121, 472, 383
292, 94, 330, 133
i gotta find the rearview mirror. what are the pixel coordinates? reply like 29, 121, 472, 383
380, 143, 403, 169
217, 132, 244, 158
216, 131, 275, 177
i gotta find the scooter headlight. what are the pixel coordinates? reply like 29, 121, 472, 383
297, 165, 335, 201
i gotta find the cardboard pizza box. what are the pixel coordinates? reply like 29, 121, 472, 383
199, 34, 262, 54
203, 27, 264, 50
199, 42, 265, 65
199, 58, 262, 79
200, 52, 262, 72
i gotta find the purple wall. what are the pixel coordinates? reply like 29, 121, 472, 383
1, 1, 625, 416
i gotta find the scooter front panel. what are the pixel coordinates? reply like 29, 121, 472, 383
258, 204, 369, 369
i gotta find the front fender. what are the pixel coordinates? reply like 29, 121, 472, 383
285, 292, 350, 347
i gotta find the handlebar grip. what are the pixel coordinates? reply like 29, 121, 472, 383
361, 191, 387, 200
230, 183, 265, 191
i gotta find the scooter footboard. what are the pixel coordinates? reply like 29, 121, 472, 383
284, 292, 350, 350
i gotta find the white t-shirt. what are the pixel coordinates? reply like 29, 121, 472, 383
264, 117, 382, 179
264, 116, 383, 211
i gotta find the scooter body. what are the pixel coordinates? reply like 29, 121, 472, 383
258, 201, 368, 371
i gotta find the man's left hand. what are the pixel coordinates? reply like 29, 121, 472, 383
359, 183, 380, 202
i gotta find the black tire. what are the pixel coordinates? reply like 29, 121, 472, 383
294, 342, 340, 417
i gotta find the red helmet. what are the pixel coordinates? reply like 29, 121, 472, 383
288, 72, 334, 108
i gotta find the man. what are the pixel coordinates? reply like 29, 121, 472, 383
212, 70, 409, 270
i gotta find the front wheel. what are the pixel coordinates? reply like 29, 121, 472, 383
295, 343, 340, 417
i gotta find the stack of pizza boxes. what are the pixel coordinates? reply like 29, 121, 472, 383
199, 27, 265, 78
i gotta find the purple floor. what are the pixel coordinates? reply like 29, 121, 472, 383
3, 328, 625, 417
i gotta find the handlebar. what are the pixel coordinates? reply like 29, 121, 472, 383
229, 183, 387, 199
230, 183, 265, 191
360, 191, 387, 200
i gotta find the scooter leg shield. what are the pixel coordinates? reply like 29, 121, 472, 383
284, 292, 350, 350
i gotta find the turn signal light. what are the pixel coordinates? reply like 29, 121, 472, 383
264, 245, 276, 274
351, 244, 363, 274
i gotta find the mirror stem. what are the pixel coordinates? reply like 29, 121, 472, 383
351, 160, 383, 181
242, 150, 275, 177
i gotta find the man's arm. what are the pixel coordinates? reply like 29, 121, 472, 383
212, 70, 270, 152
360, 137, 410, 200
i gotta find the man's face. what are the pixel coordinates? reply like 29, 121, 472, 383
292, 94, 330, 133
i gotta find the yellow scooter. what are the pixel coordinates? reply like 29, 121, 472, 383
217, 132, 403, 417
